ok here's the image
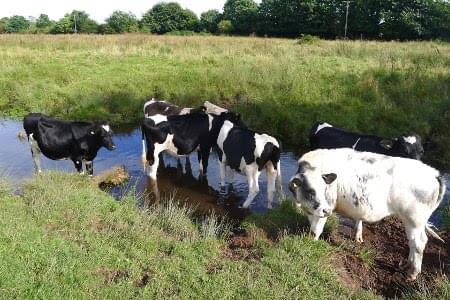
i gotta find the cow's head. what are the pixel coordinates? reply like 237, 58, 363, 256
92, 123, 116, 151
220, 112, 246, 128
289, 162, 337, 218
380, 133, 424, 160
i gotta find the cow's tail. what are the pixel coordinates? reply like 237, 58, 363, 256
17, 130, 27, 141
271, 143, 283, 196
141, 127, 147, 168
425, 175, 447, 243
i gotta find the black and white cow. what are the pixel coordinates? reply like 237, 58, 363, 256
216, 121, 283, 209
143, 98, 206, 118
142, 98, 207, 169
141, 112, 245, 180
309, 122, 424, 160
289, 149, 445, 280
23, 113, 116, 175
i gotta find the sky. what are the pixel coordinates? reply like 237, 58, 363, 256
0, 0, 243, 22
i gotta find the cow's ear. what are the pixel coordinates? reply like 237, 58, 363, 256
380, 139, 394, 150
322, 173, 337, 184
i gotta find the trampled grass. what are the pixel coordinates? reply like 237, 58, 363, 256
0, 35, 448, 167
0, 172, 359, 299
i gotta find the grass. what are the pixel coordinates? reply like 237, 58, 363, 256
0, 35, 449, 167
0, 172, 359, 299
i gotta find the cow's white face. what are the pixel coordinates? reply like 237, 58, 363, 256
289, 169, 337, 218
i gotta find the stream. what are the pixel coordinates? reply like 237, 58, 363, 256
1, 119, 448, 226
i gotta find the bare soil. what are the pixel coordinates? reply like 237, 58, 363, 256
330, 217, 449, 298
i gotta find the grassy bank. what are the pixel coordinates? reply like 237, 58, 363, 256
1, 173, 449, 298
0, 173, 359, 299
0, 35, 449, 167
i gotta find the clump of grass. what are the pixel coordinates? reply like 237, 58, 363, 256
358, 246, 376, 269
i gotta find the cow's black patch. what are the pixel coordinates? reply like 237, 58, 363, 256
222, 127, 256, 172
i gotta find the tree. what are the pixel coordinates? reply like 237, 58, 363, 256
0, 17, 9, 33
141, 2, 199, 34
36, 14, 52, 28
105, 11, 139, 33
223, 0, 258, 34
218, 20, 234, 35
51, 10, 98, 34
200, 10, 222, 33
5, 15, 30, 33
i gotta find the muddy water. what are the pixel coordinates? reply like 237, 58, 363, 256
1, 120, 449, 225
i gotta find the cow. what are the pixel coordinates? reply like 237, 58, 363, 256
141, 112, 245, 181
289, 148, 446, 280
23, 113, 116, 176
309, 122, 425, 242
216, 120, 283, 209
143, 98, 206, 118
309, 122, 424, 160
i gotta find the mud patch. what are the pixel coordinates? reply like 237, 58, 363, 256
222, 230, 261, 261
92, 267, 129, 284
330, 217, 449, 298
133, 271, 152, 288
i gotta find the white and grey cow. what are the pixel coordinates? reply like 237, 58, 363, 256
289, 148, 446, 280
217, 120, 283, 209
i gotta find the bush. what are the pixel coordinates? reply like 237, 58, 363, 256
164, 30, 212, 36
296, 34, 321, 45
218, 20, 233, 35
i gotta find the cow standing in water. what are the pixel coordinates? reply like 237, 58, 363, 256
142, 99, 207, 171
309, 122, 425, 242
310, 122, 424, 160
289, 148, 445, 280
216, 120, 283, 209
23, 113, 116, 176
142, 111, 245, 181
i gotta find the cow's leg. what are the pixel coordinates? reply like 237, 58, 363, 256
226, 166, 234, 184
355, 220, 364, 243
72, 158, 84, 174
405, 224, 427, 280
275, 161, 283, 196
219, 160, 227, 187
198, 144, 210, 177
185, 157, 192, 175
197, 150, 203, 176
85, 161, 93, 177
147, 147, 162, 181
28, 134, 42, 174
308, 215, 327, 240
266, 162, 277, 209
241, 165, 260, 209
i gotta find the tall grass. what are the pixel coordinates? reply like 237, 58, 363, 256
0, 35, 449, 167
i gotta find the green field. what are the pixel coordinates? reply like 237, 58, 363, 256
0, 34, 449, 167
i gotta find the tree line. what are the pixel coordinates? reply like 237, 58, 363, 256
1, 0, 450, 40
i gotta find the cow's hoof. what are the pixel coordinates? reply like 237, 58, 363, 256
355, 236, 364, 243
